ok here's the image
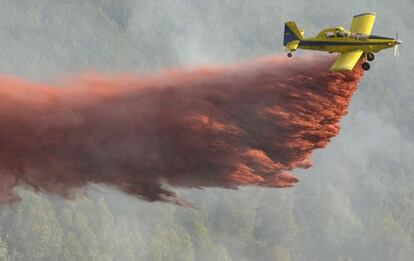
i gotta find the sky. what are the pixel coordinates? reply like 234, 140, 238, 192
0, 1, 412, 260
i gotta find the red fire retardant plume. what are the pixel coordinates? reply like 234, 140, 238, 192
0, 55, 363, 205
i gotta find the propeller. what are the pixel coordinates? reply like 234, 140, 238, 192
394, 32, 403, 57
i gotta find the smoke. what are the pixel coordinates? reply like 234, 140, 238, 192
0, 55, 363, 205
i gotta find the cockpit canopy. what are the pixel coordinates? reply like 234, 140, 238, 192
317, 27, 351, 38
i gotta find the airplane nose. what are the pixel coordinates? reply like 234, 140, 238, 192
396, 39, 403, 45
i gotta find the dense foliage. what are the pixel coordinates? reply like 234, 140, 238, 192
0, 1, 412, 260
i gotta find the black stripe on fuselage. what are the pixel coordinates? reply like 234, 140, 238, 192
298, 41, 389, 46
368, 35, 394, 40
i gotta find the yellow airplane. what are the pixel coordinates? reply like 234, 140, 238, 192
283, 12, 403, 71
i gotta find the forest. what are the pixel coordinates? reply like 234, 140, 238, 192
0, 1, 412, 260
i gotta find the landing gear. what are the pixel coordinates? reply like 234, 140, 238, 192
362, 62, 370, 71
287, 52, 293, 58
362, 53, 373, 71
367, 52, 375, 61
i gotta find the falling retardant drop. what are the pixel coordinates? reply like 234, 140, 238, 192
0, 55, 363, 205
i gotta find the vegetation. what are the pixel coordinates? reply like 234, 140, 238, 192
0, 1, 412, 260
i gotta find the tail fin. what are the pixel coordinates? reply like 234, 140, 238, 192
283, 21, 304, 46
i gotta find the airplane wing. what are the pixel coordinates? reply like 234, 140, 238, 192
330, 50, 363, 71
350, 13, 376, 35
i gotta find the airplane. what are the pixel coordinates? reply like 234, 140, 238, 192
283, 12, 403, 71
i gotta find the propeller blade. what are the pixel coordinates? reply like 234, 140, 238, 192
394, 32, 401, 57
394, 45, 400, 57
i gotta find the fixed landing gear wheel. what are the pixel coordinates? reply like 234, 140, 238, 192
287, 52, 292, 58
362, 62, 370, 71
367, 52, 375, 61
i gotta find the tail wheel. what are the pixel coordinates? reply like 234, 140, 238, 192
367, 53, 375, 61
287, 52, 293, 58
362, 62, 370, 71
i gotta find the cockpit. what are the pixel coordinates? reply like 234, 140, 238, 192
317, 27, 351, 38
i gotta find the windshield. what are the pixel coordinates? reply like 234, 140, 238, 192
336, 31, 349, 38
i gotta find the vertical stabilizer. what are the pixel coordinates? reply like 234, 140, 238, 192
283, 21, 303, 46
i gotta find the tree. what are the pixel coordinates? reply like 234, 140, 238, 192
273, 245, 292, 261
7, 190, 62, 261
147, 225, 194, 261
0, 232, 8, 261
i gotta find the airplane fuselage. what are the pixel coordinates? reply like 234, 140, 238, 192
298, 35, 399, 53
